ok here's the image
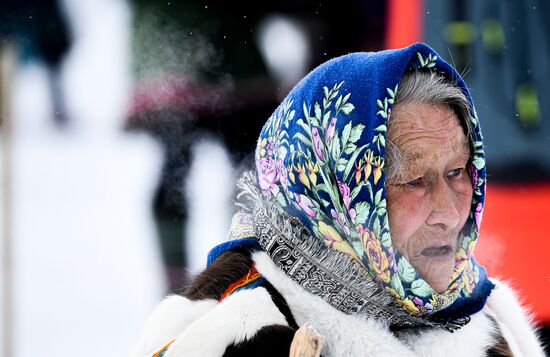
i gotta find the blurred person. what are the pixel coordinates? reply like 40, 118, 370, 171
132, 43, 545, 356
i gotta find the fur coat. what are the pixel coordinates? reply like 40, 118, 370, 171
131, 248, 545, 357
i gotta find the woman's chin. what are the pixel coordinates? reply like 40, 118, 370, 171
417, 256, 455, 294
428, 277, 453, 294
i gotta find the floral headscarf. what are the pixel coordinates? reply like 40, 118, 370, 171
254, 43, 494, 322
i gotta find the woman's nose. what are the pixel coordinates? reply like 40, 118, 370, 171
425, 179, 460, 229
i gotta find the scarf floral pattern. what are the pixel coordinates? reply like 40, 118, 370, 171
255, 43, 493, 317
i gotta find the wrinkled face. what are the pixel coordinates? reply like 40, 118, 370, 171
386, 103, 473, 293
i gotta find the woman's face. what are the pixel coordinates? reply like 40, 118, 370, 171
386, 102, 473, 293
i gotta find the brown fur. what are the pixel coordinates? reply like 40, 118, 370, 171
184, 249, 253, 300
485, 314, 514, 357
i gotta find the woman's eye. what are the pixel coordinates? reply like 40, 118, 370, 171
448, 168, 464, 178
403, 177, 422, 187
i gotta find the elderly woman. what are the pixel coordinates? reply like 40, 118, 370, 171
132, 43, 545, 357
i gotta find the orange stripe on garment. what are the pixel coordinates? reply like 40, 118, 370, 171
219, 266, 263, 302
151, 339, 174, 357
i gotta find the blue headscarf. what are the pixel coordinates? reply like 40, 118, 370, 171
254, 43, 494, 321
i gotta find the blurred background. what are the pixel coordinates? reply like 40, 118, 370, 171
0, 0, 548, 356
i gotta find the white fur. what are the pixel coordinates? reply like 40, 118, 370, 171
400, 312, 495, 356
253, 252, 419, 356
253, 251, 537, 357
130, 296, 217, 356
485, 279, 546, 357
165, 287, 288, 357
132, 258, 545, 357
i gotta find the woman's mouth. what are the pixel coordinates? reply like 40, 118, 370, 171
421, 245, 453, 257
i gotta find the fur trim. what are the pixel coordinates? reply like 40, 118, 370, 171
130, 295, 217, 356
165, 287, 288, 357
400, 312, 497, 357
254, 251, 506, 357
485, 279, 546, 357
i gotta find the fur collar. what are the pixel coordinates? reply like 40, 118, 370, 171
253, 251, 542, 357
132, 254, 545, 357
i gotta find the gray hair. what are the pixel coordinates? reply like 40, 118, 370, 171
385, 70, 474, 183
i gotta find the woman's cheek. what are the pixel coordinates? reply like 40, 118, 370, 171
452, 177, 474, 206
457, 180, 474, 223
453, 170, 474, 194
387, 188, 427, 241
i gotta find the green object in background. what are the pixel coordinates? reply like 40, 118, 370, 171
481, 18, 505, 53
443, 21, 476, 44
516, 83, 540, 128
424, 0, 550, 182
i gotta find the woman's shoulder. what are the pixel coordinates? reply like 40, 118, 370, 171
131, 249, 298, 357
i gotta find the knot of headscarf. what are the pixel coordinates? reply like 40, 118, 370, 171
254, 43, 494, 320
